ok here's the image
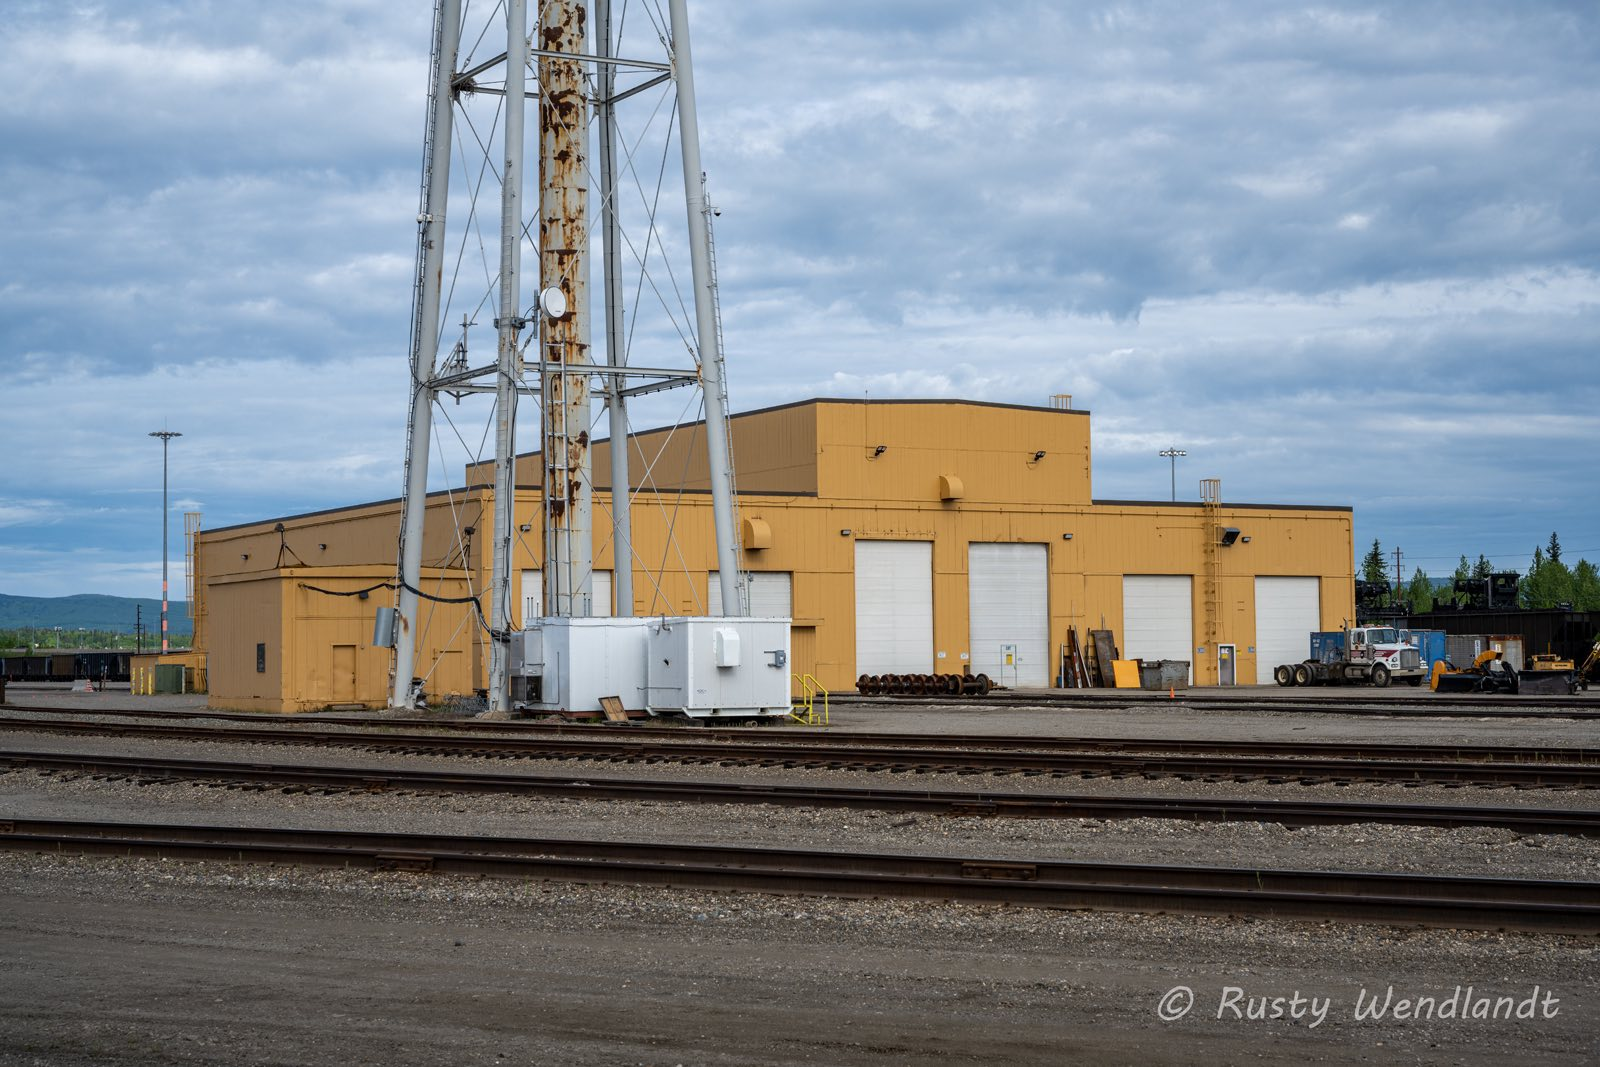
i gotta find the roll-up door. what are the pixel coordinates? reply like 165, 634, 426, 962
968, 543, 1048, 686
1254, 577, 1320, 683
855, 540, 933, 675
709, 572, 793, 617
1122, 575, 1194, 683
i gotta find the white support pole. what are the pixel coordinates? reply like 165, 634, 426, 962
392, 0, 461, 709
595, 0, 633, 617
488, 0, 528, 711
667, 0, 744, 617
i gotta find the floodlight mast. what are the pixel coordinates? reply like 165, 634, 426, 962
389, 0, 747, 712
486, 0, 530, 712
669, 0, 747, 618
597, 0, 634, 619
390, 0, 461, 710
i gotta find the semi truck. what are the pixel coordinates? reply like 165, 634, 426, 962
1272, 625, 1426, 688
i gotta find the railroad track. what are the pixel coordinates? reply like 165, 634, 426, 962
10, 691, 1600, 720
7, 748, 1600, 836
4, 708, 1597, 764
2, 715, 1597, 788
1, 817, 1593, 933
839, 693, 1600, 718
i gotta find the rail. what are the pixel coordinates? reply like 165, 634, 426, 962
2, 817, 1594, 933
5, 749, 1599, 837
1, 716, 1596, 788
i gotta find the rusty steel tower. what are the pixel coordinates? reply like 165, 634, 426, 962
389, 0, 746, 712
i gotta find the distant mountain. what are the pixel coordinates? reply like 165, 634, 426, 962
0, 593, 192, 634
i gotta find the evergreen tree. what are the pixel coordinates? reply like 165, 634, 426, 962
1548, 531, 1562, 565
1472, 554, 1494, 580
1521, 545, 1575, 609
1405, 567, 1434, 614
1361, 539, 1388, 585
1448, 554, 1473, 607
1572, 560, 1600, 612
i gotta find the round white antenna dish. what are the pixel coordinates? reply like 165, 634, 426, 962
539, 287, 568, 319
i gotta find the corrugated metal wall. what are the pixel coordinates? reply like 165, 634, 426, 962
198, 401, 1356, 705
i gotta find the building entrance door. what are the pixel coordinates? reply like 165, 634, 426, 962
332, 645, 356, 703
1218, 644, 1236, 686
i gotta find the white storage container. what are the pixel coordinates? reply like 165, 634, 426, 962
517, 617, 651, 714
645, 617, 792, 718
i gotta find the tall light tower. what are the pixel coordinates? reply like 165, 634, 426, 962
149, 430, 182, 654
1159, 447, 1186, 502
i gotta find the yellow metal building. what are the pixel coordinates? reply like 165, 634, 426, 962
195, 398, 1354, 712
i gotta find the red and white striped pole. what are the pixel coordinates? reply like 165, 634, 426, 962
149, 430, 182, 655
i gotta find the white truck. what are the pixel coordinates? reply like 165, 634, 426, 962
1272, 626, 1427, 688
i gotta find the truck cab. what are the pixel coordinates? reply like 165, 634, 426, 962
1348, 626, 1425, 684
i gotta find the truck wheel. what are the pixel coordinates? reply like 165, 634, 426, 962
1292, 663, 1312, 687
1274, 664, 1293, 687
1371, 663, 1391, 688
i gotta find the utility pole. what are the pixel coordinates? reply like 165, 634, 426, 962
670, 0, 746, 617
390, 0, 461, 710
135, 606, 143, 655
1392, 545, 1404, 608
149, 430, 182, 654
1159, 448, 1186, 502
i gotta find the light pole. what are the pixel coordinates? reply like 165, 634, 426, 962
1158, 447, 1187, 502
149, 430, 182, 654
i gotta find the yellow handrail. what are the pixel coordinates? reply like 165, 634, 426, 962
789, 673, 830, 725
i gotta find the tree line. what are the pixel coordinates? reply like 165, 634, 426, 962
1362, 533, 1600, 614
0, 628, 193, 654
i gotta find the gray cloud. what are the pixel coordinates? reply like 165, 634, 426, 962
2, 0, 1597, 595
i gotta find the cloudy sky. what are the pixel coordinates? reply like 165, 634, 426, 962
3, 0, 1597, 599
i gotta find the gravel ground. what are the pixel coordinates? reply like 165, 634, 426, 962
0, 849, 1594, 1066
3, 747, 1600, 881
3, 724, 1599, 811
3, 687, 1597, 1064
9, 686, 1600, 746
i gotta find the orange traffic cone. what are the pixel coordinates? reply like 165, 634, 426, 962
1169, 686, 1175, 699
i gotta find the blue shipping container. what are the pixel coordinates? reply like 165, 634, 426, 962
1402, 629, 1449, 672
1309, 631, 1347, 665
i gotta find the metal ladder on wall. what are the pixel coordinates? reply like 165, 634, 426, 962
1200, 478, 1222, 681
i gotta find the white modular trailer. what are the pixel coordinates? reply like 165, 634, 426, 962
646, 617, 793, 718
516, 617, 652, 714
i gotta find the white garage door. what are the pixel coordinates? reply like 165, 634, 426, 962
968, 543, 1048, 686
855, 540, 933, 675
709, 571, 793, 616
520, 569, 612, 624
1123, 575, 1194, 683
1254, 577, 1320, 684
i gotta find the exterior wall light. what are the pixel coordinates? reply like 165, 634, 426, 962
840, 529, 852, 537
1241, 535, 1252, 543
872, 444, 887, 457
1033, 450, 1046, 461
1062, 533, 1074, 540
